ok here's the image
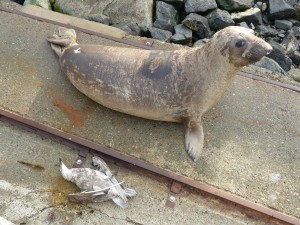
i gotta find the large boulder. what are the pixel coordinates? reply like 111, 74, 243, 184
24, 0, 51, 9
268, 0, 295, 20
267, 40, 293, 71
254, 57, 286, 74
182, 13, 211, 38
286, 0, 298, 7
184, 0, 217, 13
206, 9, 235, 31
117, 23, 141, 36
275, 19, 293, 30
54, 0, 153, 29
153, 1, 179, 32
231, 7, 263, 26
88, 13, 110, 25
216, 0, 254, 12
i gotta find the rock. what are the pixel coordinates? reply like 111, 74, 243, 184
262, 13, 270, 24
290, 19, 300, 27
255, 1, 263, 10
255, 25, 278, 38
231, 7, 263, 26
161, 0, 184, 8
278, 29, 286, 36
118, 23, 141, 36
237, 22, 250, 28
184, 0, 217, 13
267, 40, 293, 71
289, 51, 300, 66
193, 38, 209, 47
286, 0, 298, 7
295, 2, 300, 20
275, 20, 293, 30
11, 0, 26, 4
255, 1, 267, 13
153, 1, 179, 32
182, 13, 211, 38
274, 32, 286, 42
171, 24, 192, 44
291, 26, 300, 38
254, 56, 286, 74
24, 0, 50, 9
293, 74, 300, 82
216, 0, 254, 12
249, 23, 256, 29
268, 0, 295, 20
54, 0, 153, 29
206, 9, 234, 31
148, 27, 173, 42
261, 2, 268, 12
281, 32, 299, 54
88, 14, 111, 25
289, 68, 300, 82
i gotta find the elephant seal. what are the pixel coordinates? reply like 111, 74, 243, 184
47, 26, 272, 161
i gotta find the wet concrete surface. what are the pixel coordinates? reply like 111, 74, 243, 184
0, 6, 299, 223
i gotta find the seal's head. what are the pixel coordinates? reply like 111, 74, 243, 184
213, 26, 272, 67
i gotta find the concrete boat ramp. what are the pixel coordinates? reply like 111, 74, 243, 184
0, 4, 299, 225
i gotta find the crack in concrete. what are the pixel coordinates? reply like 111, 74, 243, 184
125, 217, 144, 225
84, 205, 144, 225
13, 205, 59, 224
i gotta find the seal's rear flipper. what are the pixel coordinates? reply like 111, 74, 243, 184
47, 27, 77, 57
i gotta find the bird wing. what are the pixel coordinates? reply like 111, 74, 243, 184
92, 156, 137, 200
92, 156, 113, 178
68, 191, 115, 203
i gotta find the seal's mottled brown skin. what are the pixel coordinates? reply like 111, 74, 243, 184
47, 26, 272, 161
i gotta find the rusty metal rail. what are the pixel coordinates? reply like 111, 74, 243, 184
1, 5, 300, 225
0, 108, 299, 225
239, 71, 300, 93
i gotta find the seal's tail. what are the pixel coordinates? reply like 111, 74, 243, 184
47, 27, 77, 57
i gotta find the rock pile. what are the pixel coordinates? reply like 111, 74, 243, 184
22, 0, 300, 77
149, 0, 300, 74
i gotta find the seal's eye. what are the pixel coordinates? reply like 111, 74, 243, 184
235, 40, 247, 48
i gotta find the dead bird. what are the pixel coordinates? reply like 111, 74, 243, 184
59, 157, 136, 208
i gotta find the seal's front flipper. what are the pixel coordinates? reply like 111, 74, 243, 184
47, 27, 77, 57
185, 121, 204, 162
